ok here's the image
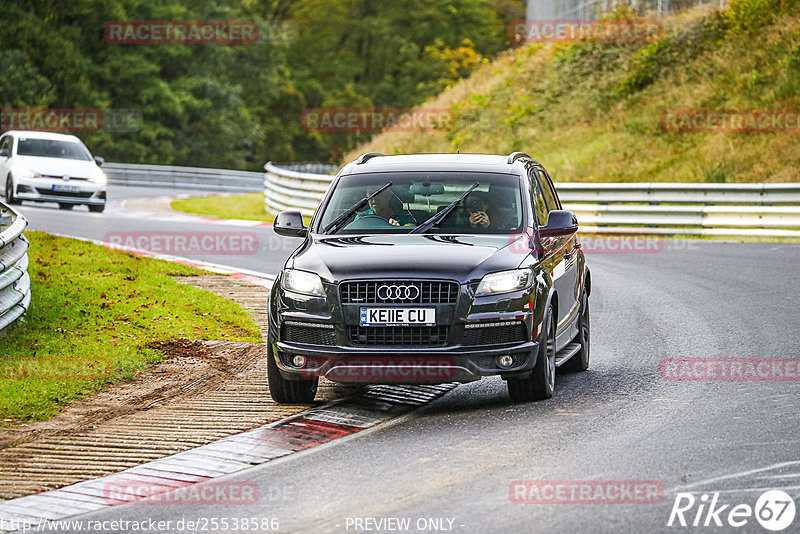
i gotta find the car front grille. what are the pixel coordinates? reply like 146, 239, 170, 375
462, 321, 528, 346
348, 326, 449, 347
340, 280, 458, 305
282, 321, 336, 346
42, 175, 89, 181
35, 188, 93, 199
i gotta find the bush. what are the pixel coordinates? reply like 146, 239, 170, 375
726, 0, 800, 32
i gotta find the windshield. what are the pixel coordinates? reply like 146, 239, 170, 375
317, 172, 524, 235
16, 138, 92, 161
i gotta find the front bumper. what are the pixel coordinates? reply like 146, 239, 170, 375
15, 177, 106, 206
271, 276, 545, 384
274, 340, 539, 384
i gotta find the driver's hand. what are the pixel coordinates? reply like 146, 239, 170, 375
469, 211, 490, 228
388, 218, 400, 226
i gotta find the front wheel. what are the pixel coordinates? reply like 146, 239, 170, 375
267, 340, 318, 404
5, 176, 20, 205
88, 204, 105, 213
507, 306, 556, 402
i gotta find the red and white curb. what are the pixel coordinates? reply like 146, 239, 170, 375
115, 209, 274, 228
0, 384, 456, 532
118, 196, 274, 228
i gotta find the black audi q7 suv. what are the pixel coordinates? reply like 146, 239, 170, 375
269, 152, 591, 403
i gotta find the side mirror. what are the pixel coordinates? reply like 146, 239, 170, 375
274, 210, 308, 238
0, 149, 9, 158
94, 156, 105, 167
539, 210, 578, 237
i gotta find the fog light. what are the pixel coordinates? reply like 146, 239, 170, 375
292, 355, 306, 367
496, 355, 515, 368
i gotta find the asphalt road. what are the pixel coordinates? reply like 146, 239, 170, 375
18, 188, 800, 533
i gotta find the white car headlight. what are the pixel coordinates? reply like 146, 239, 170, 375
281, 269, 325, 297
18, 168, 41, 179
89, 172, 107, 185
475, 269, 533, 297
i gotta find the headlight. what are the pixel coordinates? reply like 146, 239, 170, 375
281, 269, 325, 297
19, 169, 44, 179
89, 172, 107, 185
475, 269, 533, 297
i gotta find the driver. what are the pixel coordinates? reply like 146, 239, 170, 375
357, 189, 415, 226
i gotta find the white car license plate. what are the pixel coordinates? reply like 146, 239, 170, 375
360, 308, 435, 326
52, 184, 81, 193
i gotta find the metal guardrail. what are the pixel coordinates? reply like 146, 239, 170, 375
264, 163, 800, 238
105, 162, 265, 192
264, 162, 339, 217
558, 183, 800, 238
0, 202, 31, 334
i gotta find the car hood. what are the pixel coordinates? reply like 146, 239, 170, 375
289, 233, 532, 283
14, 155, 103, 180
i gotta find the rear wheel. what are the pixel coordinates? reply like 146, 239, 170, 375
5, 176, 20, 205
267, 339, 318, 404
58, 203, 74, 210
88, 204, 105, 213
507, 306, 556, 402
563, 290, 590, 373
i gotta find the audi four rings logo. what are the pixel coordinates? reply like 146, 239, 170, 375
377, 284, 420, 301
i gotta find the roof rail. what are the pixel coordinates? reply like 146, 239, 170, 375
357, 152, 384, 165
507, 152, 531, 164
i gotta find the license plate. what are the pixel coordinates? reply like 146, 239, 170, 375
52, 184, 81, 193
360, 308, 436, 326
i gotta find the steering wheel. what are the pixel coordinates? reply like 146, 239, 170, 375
343, 213, 396, 230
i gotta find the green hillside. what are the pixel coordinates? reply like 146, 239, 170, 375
346, 0, 800, 183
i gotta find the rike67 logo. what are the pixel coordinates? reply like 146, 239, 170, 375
668, 490, 796, 531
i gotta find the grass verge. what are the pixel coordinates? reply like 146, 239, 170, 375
0, 231, 262, 424
171, 193, 277, 223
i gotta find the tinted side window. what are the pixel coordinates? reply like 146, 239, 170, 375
537, 169, 560, 211
0, 136, 11, 153
528, 171, 549, 226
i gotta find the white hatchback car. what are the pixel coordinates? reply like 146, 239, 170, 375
0, 130, 107, 212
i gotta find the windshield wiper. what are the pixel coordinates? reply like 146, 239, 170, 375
410, 182, 479, 234
324, 181, 393, 234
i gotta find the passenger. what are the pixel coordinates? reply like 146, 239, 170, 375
463, 192, 495, 229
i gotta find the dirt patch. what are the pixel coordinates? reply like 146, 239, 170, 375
0, 339, 264, 450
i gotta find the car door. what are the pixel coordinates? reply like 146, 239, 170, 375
536, 167, 580, 347
0, 135, 12, 182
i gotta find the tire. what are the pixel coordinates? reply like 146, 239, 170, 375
5, 176, 20, 205
88, 204, 105, 213
563, 290, 590, 373
58, 203, 74, 210
507, 306, 556, 402
267, 339, 318, 404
